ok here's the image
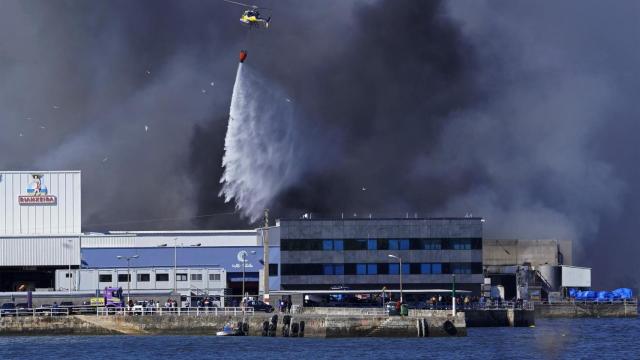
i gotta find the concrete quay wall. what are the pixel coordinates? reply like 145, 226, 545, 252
535, 303, 638, 318
463, 309, 535, 327
0, 312, 465, 337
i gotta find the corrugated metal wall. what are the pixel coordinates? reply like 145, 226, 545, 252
81, 235, 136, 248
0, 171, 81, 235
80, 232, 259, 248
0, 236, 80, 266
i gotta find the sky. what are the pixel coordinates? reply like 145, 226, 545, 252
1, 0, 638, 289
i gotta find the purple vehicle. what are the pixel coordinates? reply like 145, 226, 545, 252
90, 287, 124, 307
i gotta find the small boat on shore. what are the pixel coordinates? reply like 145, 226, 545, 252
216, 322, 246, 336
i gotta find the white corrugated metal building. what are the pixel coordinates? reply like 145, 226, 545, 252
0, 171, 82, 291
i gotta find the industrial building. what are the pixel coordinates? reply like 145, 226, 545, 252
482, 239, 590, 301
1, 170, 593, 305
278, 218, 484, 292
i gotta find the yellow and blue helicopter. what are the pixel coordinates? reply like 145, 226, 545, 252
223, 0, 271, 29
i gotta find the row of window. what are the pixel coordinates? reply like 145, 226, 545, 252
99, 273, 221, 283
281, 262, 481, 276
281, 238, 481, 251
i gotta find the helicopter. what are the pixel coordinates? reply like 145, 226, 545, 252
223, 0, 271, 29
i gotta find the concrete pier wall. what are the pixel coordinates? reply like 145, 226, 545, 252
535, 302, 637, 318
463, 309, 535, 327
0, 312, 466, 337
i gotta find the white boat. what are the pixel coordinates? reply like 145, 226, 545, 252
216, 323, 237, 336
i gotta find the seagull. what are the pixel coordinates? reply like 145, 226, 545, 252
362, 186, 367, 191
144, 125, 149, 132
102, 157, 109, 163
285, 98, 292, 102
145, 69, 151, 75
52, 105, 59, 110
210, 81, 215, 87
19, 132, 23, 137
201, 89, 207, 94
40, 125, 46, 129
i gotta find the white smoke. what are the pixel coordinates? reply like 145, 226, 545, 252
219, 64, 304, 221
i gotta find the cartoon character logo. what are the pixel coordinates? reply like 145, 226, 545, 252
26, 174, 48, 196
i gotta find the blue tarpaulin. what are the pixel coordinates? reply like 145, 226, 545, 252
569, 288, 633, 301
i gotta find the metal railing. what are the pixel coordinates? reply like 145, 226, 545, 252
539, 298, 638, 306
0, 306, 255, 318
0, 308, 70, 317
95, 306, 254, 316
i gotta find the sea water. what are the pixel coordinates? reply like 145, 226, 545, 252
0, 318, 638, 359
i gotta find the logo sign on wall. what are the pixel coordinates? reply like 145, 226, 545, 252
18, 174, 57, 205
232, 250, 254, 269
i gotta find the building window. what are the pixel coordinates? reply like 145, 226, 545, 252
176, 273, 188, 281
367, 239, 377, 250
191, 274, 203, 281
356, 264, 367, 275
334, 264, 344, 275
432, 263, 442, 274
98, 274, 112, 283
323, 264, 334, 275
388, 239, 399, 250
367, 264, 378, 275
420, 263, 431, 274
451, 239, 472, 250
209, 273, 221, 281
322, 239, 343, 251
334, 239, 344, 251
269, 264, 278, 276
399, 239, 410, 250
451, 263, 472, 274
65, 272, 72, 278
117, 274, 130, 282
156, 273, 169, 282
423, 239, 442, 250
137, 273, 150, 282
389, 263, 399, 274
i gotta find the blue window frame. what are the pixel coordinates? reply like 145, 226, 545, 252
424, 239, 442, 250
402, 263, 410, 275
432, 263, 442, 274
356, 264, 367, 275
367, 239, 377, 250
389, 263, 399, 274
420, 263, 431, 274
323, 264, 334, 275
334, 265, 344, 275
334, 239, 344, 251
399, 239, 410, 250
322, 240, 333, 251
452, 239, 471, 250
452, 263, 472, 274
367, 264, 378, 275
388, 239, 399, 250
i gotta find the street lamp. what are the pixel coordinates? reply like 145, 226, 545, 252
241, 250, 257, 308
388, 254, 403, 303
116, 255, 139, 305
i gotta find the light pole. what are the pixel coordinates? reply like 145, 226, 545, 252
388, 254, 403, 303
241, 250, 257, 308
117, 255, 139, 305
66, 239, 73, 293
452, 274, 456, 316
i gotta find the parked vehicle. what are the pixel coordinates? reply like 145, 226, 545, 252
132, 301, 148, 315
0, 302, 16, 316
15, 303, 30, 316
386, 301, 400, 316
89, 287, 124, 308
246, 300, 273, 312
